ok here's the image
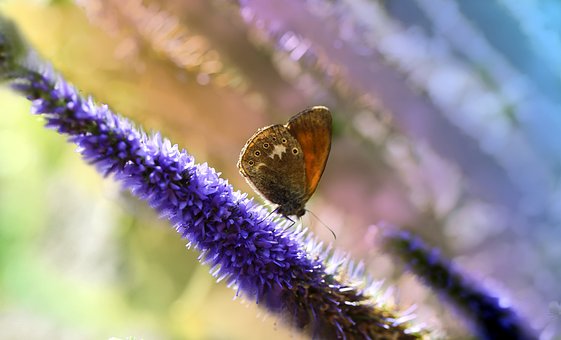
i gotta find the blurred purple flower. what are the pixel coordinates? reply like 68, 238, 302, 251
0, 16, 421, 339
382, 229, 536, 340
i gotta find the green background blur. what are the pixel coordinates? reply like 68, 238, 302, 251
0, 1, 307, 339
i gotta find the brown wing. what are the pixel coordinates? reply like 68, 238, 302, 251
237, 124, 308, 216
286, 106, 332, 199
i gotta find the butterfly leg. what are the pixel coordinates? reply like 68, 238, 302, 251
256, 207, 279, 225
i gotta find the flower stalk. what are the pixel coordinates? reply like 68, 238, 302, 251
382, 230, 536, 340
0, 16, 422, 339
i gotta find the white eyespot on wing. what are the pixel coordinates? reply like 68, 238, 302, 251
269, 144, 287, 159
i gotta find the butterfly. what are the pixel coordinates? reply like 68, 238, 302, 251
237, 106, 332, 218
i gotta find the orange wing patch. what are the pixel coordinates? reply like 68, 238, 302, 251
286, 106, 332, 199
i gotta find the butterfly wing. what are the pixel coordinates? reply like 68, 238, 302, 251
238, 124, 308, 215
286, 106, 332, 199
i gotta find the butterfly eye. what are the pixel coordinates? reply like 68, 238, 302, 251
292, 147, 299, 155
248, 160, 254, 166
254, 150, 261, 156
282, 138, 287, 143
263, 143, 269, 148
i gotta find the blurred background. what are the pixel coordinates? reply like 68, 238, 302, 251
0, 0, 560, 339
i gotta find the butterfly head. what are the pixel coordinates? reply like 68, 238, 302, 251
276, 202, 306, 219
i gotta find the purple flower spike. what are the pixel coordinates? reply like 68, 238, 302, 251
0, 17, 423, 339
382, 229, 536, 340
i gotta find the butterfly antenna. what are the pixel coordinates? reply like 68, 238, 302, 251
306, 210, 337, 240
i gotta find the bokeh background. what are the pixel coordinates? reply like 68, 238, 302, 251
1, 0, 560, 339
